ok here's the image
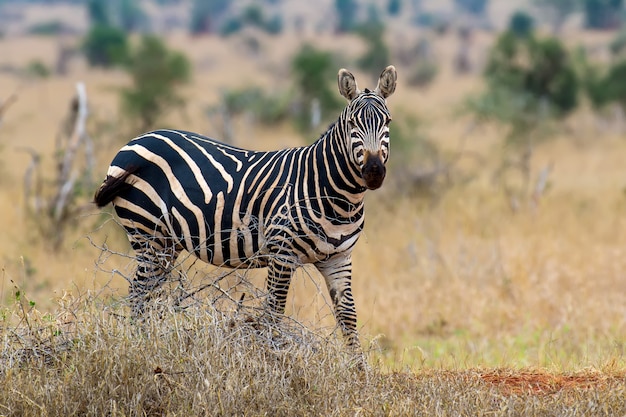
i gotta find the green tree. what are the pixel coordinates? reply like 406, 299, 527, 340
190, 0, 230, 34
466, 32, 579, 206
454, 0, 489, 16
82, 24, 128, 67
117, 0, 146, 32
356, 21, 391, 80
335, 0, 359, 33
584, 0, 623, 29
508, 10, 535, 38
534, 0, 581, 34
87, 0, 110, 26
291, 44, 343, 131
387, 0, 402, 16
581, 51, 626, 111
481, 32, 578, 122
121, 36, 191, 130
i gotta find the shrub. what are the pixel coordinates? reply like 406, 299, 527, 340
482, 32, 578, 119
454, 0, 489, 16
117, 0, 147, 32
584, 0, 623, 29
584, 59, 626, 110
387, 0, 402, 16
121, 35, 191, 130
291, 44, 343, 131
466, 31, 579, 206
508, 10, 535, 38
87, 0, 110, 26
25, 60, 51, 78
407, 60, 438, 88
610, 30, 626, 56
356, 21, 391, 79
222, 87, 289, 124
263, 14, 283, 35
335, 0, 359, 33
82, 24, 129, 68
27, 20, 65, 36
190, 0, 230, 35
219, 17, 244, 37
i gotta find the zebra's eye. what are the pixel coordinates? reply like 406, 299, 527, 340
385, 117, 392, 126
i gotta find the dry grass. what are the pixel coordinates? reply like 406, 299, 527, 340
1, 293, 624, 416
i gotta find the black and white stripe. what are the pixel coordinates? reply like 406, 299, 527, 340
95, 66, 397, 350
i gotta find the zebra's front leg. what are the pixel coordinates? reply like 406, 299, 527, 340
265, 251, 297, 317
315, 253, 361, 350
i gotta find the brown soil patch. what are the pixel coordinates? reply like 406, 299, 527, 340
476, 369, 626, 396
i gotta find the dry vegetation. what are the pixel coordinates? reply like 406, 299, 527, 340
1, 295, 625, 416
0, 2, 625, 414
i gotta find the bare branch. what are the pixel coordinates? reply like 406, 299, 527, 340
0, 93, 18, 129
17, 147, 42, 214
57, 82, 88, 187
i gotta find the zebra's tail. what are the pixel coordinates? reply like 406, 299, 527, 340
93, 167, 137, 208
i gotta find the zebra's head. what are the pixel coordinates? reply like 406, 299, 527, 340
338, 65, 397, 191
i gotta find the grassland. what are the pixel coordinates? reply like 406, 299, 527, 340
0, 22, 625, 415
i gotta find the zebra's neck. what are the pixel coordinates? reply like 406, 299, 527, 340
306, 118, 367, 209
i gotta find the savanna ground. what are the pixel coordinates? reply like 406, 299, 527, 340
1, 5, 626, 415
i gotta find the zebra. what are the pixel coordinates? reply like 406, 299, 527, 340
94, 65, 397, 352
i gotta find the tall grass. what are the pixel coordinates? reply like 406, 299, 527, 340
1, 290, 624, 416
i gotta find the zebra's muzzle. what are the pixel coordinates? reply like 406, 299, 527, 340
362, 154, 386, 190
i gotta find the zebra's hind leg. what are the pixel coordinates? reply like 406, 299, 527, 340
127, 233, 178, 318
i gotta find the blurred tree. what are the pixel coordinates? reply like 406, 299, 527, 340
584, 0, 623, 29
208, 86, 290, 143
117, 0, 147, 32
580, 46, 626, 112
481, 32, 578, 121
356, 7, 390, 79
610, 29, 626, 55
508, 10, 535, 37
533, 0, 581, 34
241, 4, 283, 35
407, 60, 438, 87
387, 0, 402, 16
291, 44, 342, 132
263, 15, 283, 35
25, 60, 51, 79
466, 31, 579, 208
242, 4, 264, 27
455, 26, 473, 74
82, 25, 128, 67
335, 0, 359, 33
190, 0, 230, 35
27, 20, 66, 36
87, 0, 110, 26
121, 36, 191, 130
454, 0, 489, 16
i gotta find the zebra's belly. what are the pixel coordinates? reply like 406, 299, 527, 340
180, 218, 268, 269
182, 220, 361, 268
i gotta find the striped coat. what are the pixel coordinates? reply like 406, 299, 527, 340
95, 66, 397, 351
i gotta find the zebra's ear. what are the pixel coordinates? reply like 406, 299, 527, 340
338, 69, 360, 101
375, 65, 397, 99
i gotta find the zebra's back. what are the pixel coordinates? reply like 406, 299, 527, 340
107, 129, 282, 267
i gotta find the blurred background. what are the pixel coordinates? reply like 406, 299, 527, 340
0, 0, 625, 369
